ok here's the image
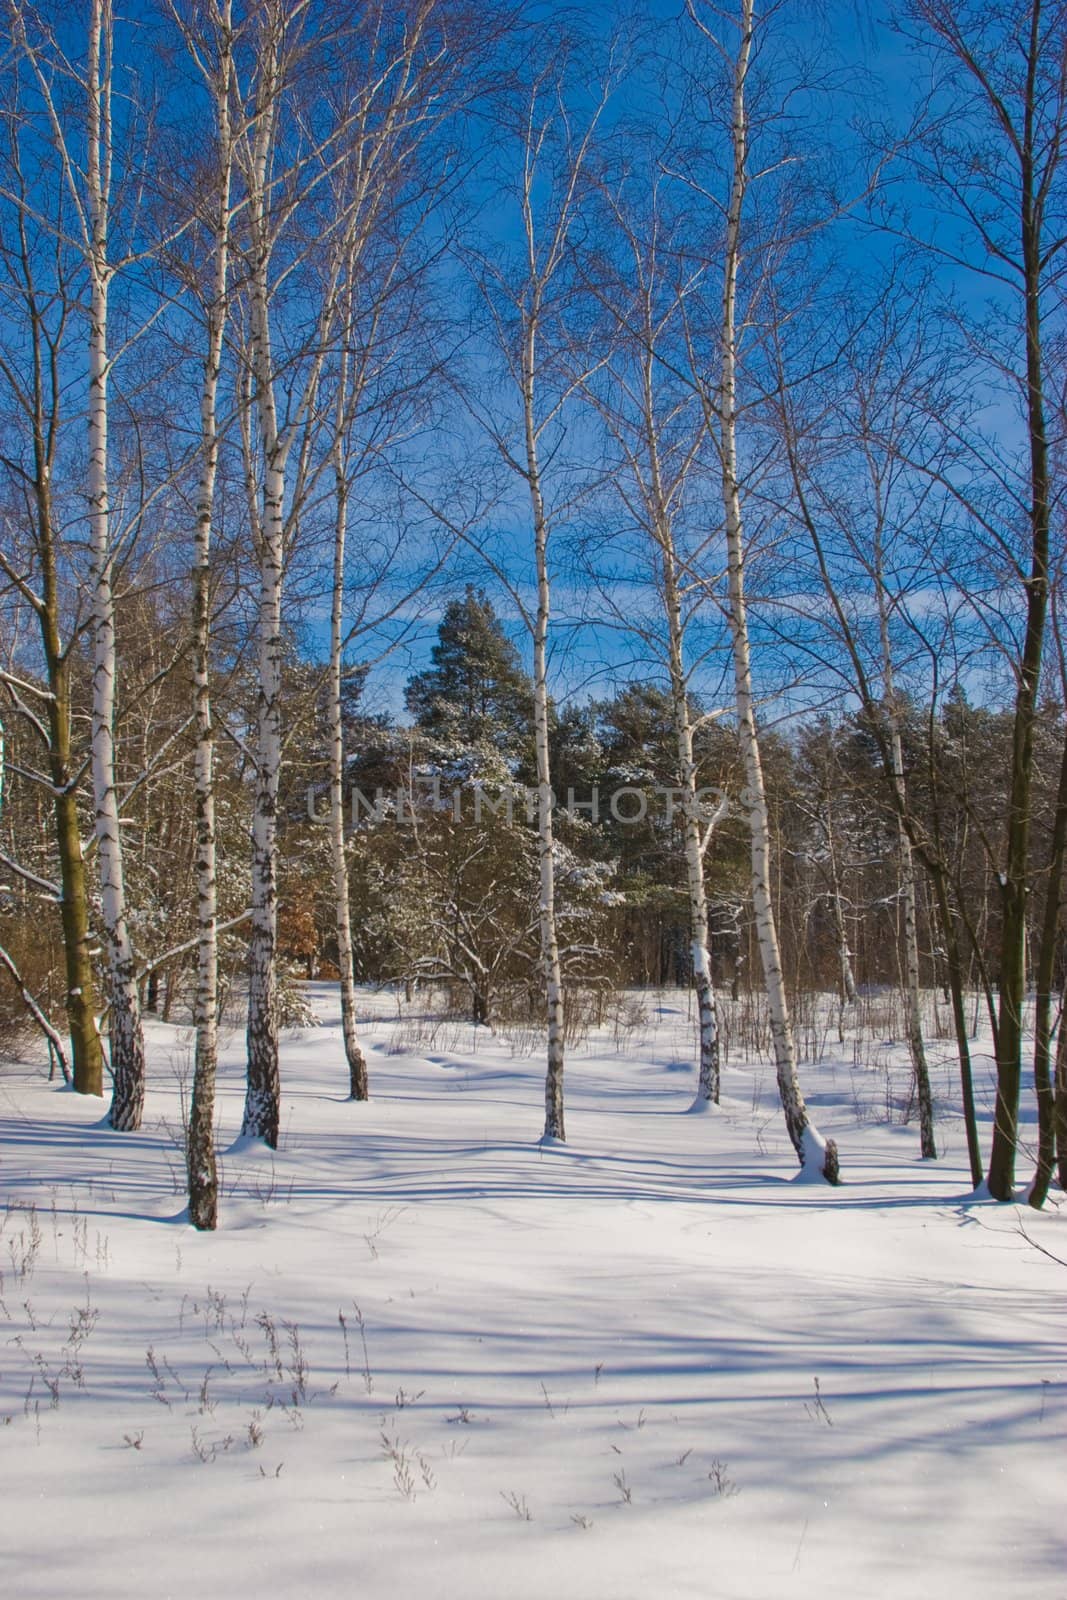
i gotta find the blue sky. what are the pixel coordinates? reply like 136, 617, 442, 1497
18, 0, 1024, 729
331, 0, 980, 724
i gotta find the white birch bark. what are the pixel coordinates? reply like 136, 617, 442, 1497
239, 28, 285, 1145
874, 569, 936, 1160
314, 1, 460, 1100
85, 0, 145, 1131
580, 201, 723, 1104
241, 458, 284, 1148
505, 70, 611, 1143
833, 901, 858, 1008
652, 418, 721, 1103
668, 604, 721, 1106
183, 0, 235, 1227
329, 380, 369, 1102
232, 6, 342, 1141
821, 798, 858, 1016
522, 313, 566, 1141
242, 390, 284, 1127
318, 124, 409, 1105
712, 0, 837, 1180
235, 2, 367, 1140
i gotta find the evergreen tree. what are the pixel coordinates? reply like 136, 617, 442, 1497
405, 589, 533, 763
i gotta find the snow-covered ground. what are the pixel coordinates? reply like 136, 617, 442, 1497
0, 986, 1063, 1599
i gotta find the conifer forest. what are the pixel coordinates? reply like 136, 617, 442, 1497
0, 4, 1063, 1597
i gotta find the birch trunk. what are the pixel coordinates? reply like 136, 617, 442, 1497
637, 317, 721, 1104
676, 687, 720, 1104
715, 0, 836, 1181
816, 795, 856, 1045
233, 2, 385, 1139
240, 47, 284, 1147
86, 0, 144, 1131
241, 461, 284, 1147
873, 531, 936, 1159
329, 434, 369, 1101
823, 813, 857, 1011
186, 2, 234, 1229
497, 59, 613, 1141
663, 531, 720, 1103
523, 320, 566, 1141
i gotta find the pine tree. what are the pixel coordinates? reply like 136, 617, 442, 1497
406, 589, 533, 764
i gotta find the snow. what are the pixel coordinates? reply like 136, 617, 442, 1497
798, 1121, 831, 1179
1, 985, 1063, 1599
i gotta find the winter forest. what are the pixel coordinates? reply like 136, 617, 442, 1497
0, 1, 1064, 1596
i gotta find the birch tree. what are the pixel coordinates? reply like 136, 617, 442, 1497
579, 177, 728, 1103
319, 4, 471, 1103
327, 319, 369, 1102
868, 467, 937, 1161
232, 0, 361, 1144
235, 0, 469, 1141
168, 0, 239, 1228
0, 53, 103, 1094
685, 0, 839, 1180
6, 0, 165, 1128
792, 728, 860, 1035
466, 45, 615, 1141
82, 0, 145, 1129
234, 0, 309, 1144
516, 81, 582, 1142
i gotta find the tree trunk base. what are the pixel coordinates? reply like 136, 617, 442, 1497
348, 1047, 369, 1101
